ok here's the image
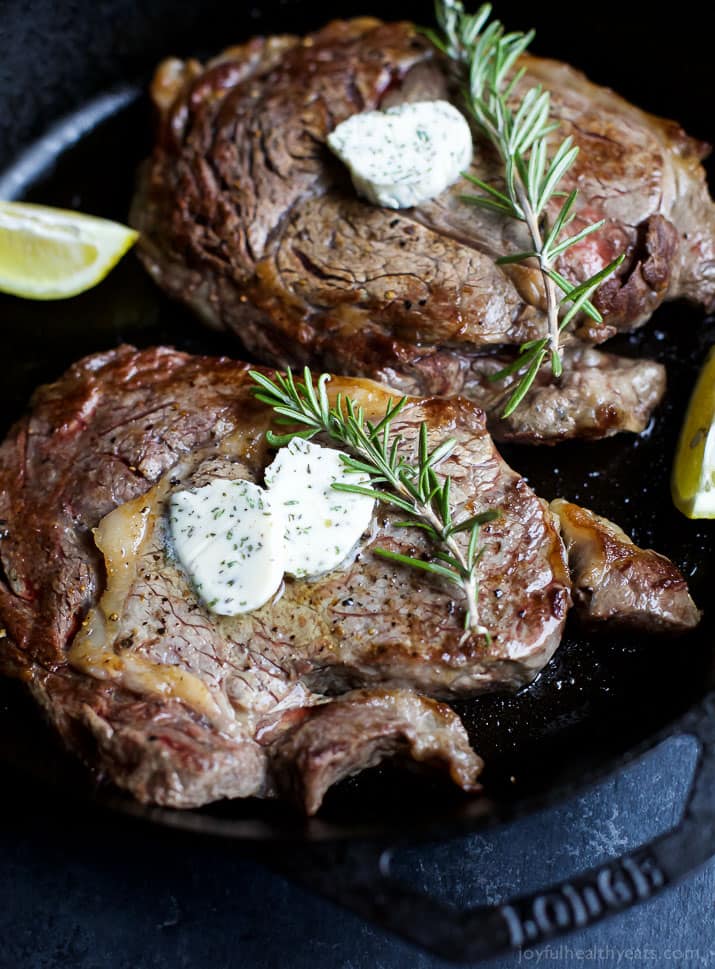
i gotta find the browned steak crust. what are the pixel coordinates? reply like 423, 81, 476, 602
131, 19, 714, 441
0, 348, 698, 811
551, 499, 701, 631
0, 346, 567, 810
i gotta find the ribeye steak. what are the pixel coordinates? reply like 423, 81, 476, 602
0, 347, 699, 810
131, 18, 715, 443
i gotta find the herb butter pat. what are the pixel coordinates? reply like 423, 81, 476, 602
168, 441, 375, 615
169, 479, 285, 615
327, 100, 473, 209
265, 437, 375, 577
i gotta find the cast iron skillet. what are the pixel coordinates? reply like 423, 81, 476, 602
1, 0, 715, 960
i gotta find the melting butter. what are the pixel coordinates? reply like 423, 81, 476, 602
264, 437, 375, 578
168, 479, 286, 616
169, 440, 375, 612
327, 100, 473, 209
69, 437, 376, 730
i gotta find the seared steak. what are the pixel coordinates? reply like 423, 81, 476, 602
468, 348, 665, 444
551, 499, 701, 631
0, 348, 698, 810
131, 18, 715, 442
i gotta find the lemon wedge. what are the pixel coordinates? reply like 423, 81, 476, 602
672, 345, 715, 518
0, 201, 138, 300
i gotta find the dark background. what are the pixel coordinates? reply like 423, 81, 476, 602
2, 1, 715, 966
1, 0, 713, 161
3, 736, 715, 968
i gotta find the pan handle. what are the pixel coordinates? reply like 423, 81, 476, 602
262, 694, 715, 963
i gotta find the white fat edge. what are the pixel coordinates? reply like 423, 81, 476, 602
68, 483, 238, 735
168, 478, 286, 616
327, 99, 473, 209
264, 437, 375, 578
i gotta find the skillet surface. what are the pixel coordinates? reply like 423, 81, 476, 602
0, 0, 714, 841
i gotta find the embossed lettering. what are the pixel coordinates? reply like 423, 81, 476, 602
498, 852, 668, 948
597, 866, 635, 905
500, 905, 529, 946
561, 883, 600, 925
623, 854, 666, 897
533, 894, 572, 933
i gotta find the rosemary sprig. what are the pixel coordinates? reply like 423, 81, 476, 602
428, 0, 625, 417
249, 367, 500, 639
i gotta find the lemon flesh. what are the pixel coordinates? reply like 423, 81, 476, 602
672, 345, 715, 519
0, 201, 138, 300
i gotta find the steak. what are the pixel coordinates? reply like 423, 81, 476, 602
377, 344, 666, 444
551, 500, 701, 631
131, 18, 715, 442
0, 347, 698, 811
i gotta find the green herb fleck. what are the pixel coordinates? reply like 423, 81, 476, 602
249, 366, 501, 640
427, 0, 624, 416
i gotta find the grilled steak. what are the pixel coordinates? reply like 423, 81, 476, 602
0, 348, 698, 810
131, 18, 715, 442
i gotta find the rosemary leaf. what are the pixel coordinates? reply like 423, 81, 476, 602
432, 0, 624, 417
249, 368, 500, 639
545, 267, 602, 322
467, 523, 481, 568
536, 138, 579, 214
462, 172, 514, 206
558, 254, 625, 330
495, 250, 538, 265
501, 347, 547, 418
447, 509, 501, 534
551, 348, 564, 378
372, 548, 460, 583
461, 193, 516, 216
548, 219, 606, 259
394, 520, 439, 533
489, 338, 547, 382
265, 428, 317, 447
427, 438, 458, 467
542, 189, 578, 251
440, 474, 452, 527
526, 137, 547, 208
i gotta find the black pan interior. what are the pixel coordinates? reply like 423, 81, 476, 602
0, 0, 714, 841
